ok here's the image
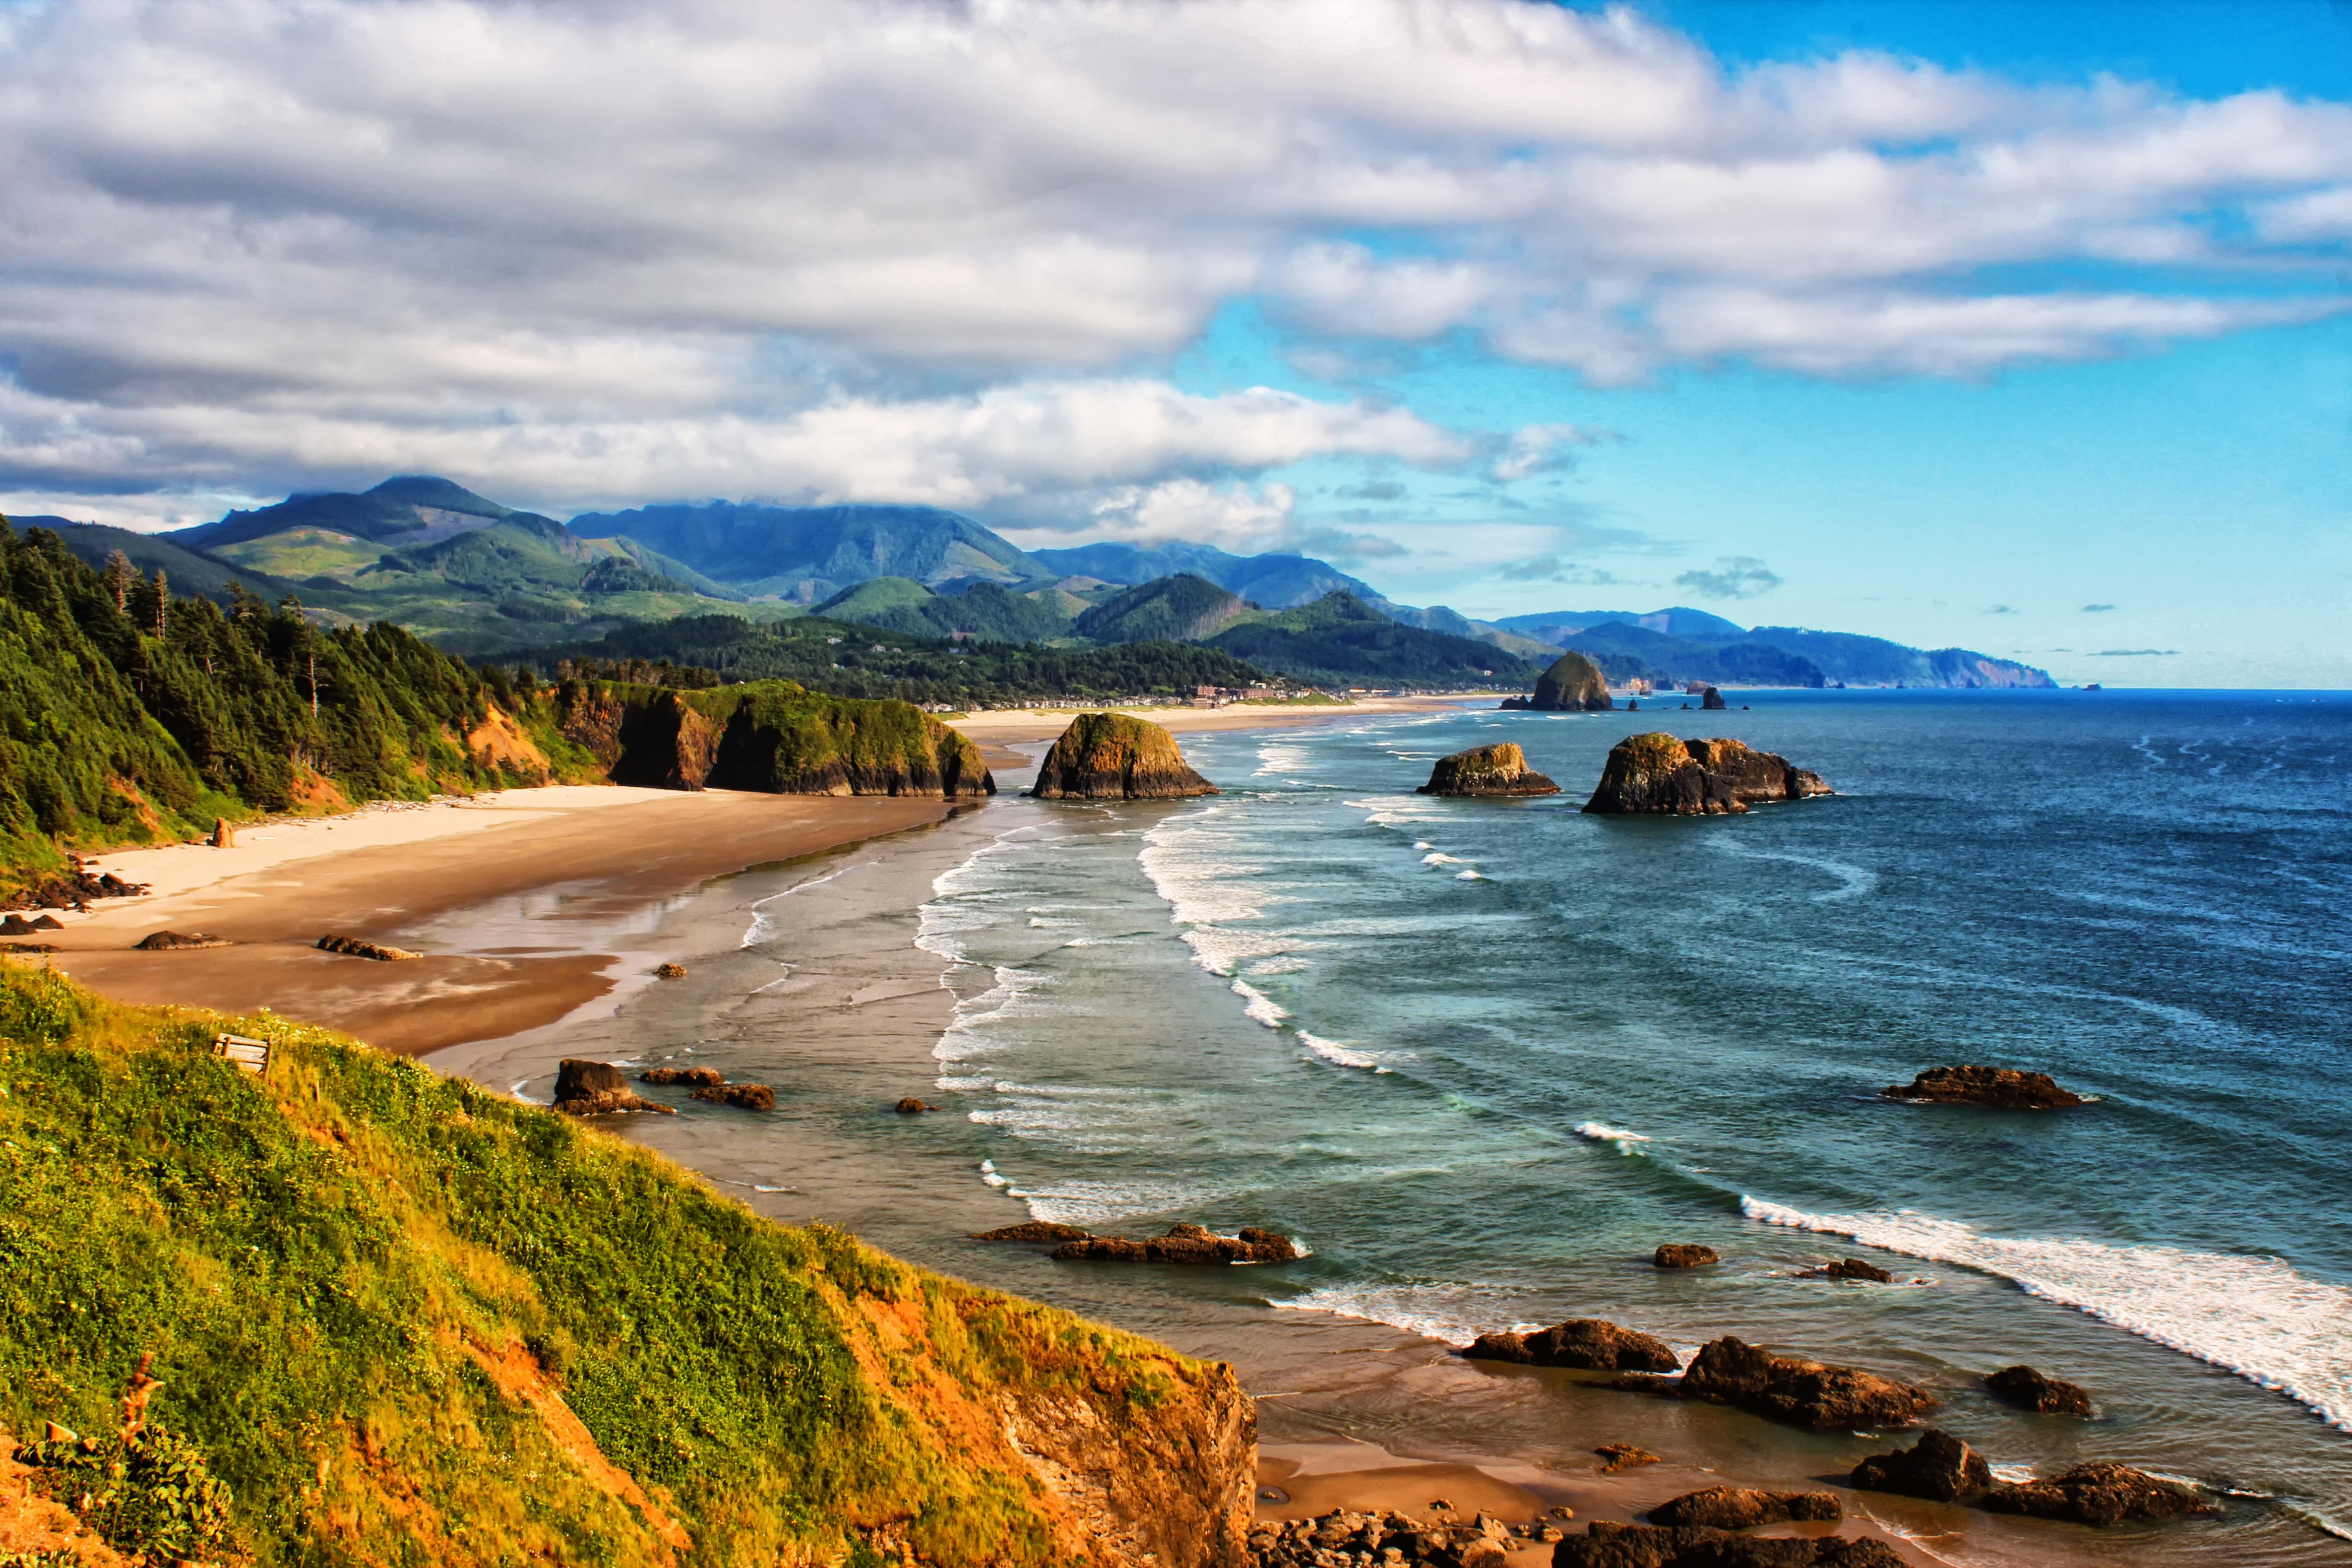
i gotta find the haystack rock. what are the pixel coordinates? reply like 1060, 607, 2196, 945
1849, 1429, 1993, 1501
1985, 1364, 2095, 1417
1581, 734, 1832, 816
1982, 1463, 2216, 1526
1675, 1337, 1937, 1430
1416, 742, 1561, 797
1029, 712, 1218, 799
1883, 1065, 2085, 1109
1462, 1319, 1679, 1372
552, 1058, 674, 1116
1529, 651, 1614, 712
1648, 1487, 1841, 1529
1699, 686, 1727, 711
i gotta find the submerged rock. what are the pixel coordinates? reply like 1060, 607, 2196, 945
1462, 1319, 1679, 1372
639, 1066, 724, 1087
972, 1220, 1093, 1243
1416, 741, 1561, 797
1849, 1429, 1993, 1501
1029, 712, 1218, 799
1882, 1065, 2085, 1109
552, 1058, 675, 1116
1980, 1463, 2215, 1527
134, 929, 231, 950
1653, 1243, 1718, 1269
1648, 1487, 1841, 1529
1675, 1337, 1938, 1430
1984, 1364, 2095, 1417
692, 1082, 776, 1110
1595, 1444, 1661, 1473
1529, 651, 1614, 712
894, 1097, 934, 1113
1554, 1522, 1907, 1567
1796, 1258, 1895, 1284
1053, 1222, 1298, 1264
316, 933, 421, 962
1581, 735, 1832, 816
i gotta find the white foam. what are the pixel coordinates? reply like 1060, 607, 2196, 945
1297, 1031, 1384, 1071
1455, 868, 1484, 881
1274, 1285, 1495, 1346
979, 1159, 1011, 1189
1421, 852, 1463, 865
1575, 1121, 1652, 1154
1232, 979, 1289, 1028
1741, 1196, 2352, 1430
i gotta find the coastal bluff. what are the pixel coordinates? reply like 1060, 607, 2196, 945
1416, 742, 1560, 797
1582, 734, 1831, 816
1030, 712, 1218, 799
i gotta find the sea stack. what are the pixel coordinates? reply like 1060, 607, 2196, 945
1529, 651, 1614, 712
1416, 742, 1561, 797
1029, 712, 1218, 799
1699, 686, 1727, 711
1582, 734, 1832, 816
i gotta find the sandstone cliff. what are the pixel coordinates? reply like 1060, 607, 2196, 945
1415, 742, 1560, 797
1582, 734, 1831, 816
1030, 713, 1218, 799
1529, 651, 1613, 712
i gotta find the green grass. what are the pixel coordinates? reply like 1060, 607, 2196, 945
0, 962, 1237, 1567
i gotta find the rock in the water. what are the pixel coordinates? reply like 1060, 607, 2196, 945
1582, 735, 1832, 816
1462, 1319, 1679, 1372
1699, 687, 1727, 711
1676, 1337, 1938, 1430
1498, 696, 1531, 710
1882, 1065, 2085, 1109
972, 1220, 1093, 1243
1797, 1258, 1895, 1283
1053, 1222, 1298, 1264
895, 1097, 933, 1113
1553, 1522, 1907, 1567
1980, 1463, 2215, 1526
1648, 1487, 1841, 1529
552, 1058, 675, 1115
1529, 651, 1614, 712
1416, 742, 1561, 797
1984, 1364, 2095, 1417
317, 933, 422, 962
1595, 1444, 1660, 1473
692, 1082, 776, 1110
1653, 1243, 1717, 1269
1849, 1429, 1993, 1501
133, 929, 231, 950
654, 962, 687, 978
1029, 712, 1218, 799
639, 1066, 724, 1087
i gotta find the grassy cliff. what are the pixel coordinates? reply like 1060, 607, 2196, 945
0, 961, 1251, 1566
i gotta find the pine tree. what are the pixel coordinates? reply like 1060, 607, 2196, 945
100, 549, 136, 613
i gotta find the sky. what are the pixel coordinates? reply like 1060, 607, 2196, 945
0, 0, 2346, 686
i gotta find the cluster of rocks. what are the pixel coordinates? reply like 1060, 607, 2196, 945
1247, 1507, 1567, 1568
1882, 1065, 2085, 1110
692, 1082, 776, 1110
0, 913, 64, 936
134, 928, 231, 951
3, 858, 148, 912
1847, 1429, 2210, 1526
1554, 1523, 1904, 1567
1417, 742, 1561, 798
316, 933, 421, 961
552, 1058, 674, 1116
1582, 735, 1831, 817
974, 1219, 1301, 1264
640, 1065, 724, 1087
1030, 712, 1218, 800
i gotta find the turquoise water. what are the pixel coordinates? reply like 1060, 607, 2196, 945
912, 691, 2352, 1556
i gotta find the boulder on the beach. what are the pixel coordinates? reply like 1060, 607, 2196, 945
1796, 1258, 1895, 1284
1581, 735, 1832, 816
1415, 742, 1561, 798
654, 962, 687, 978
3, 858, 148, 913
1980, 1463, 2215, 1527
1052, 1222, 1298, 1264
1529, 651, 1614, 712
210, 818, 234, 848
1554, 1521, 1907, 1567
1699, 687, 1728, 712
552, 1058, 676, 1116
1462, 1319, 1679, 1373
133, 929, 232, 951
1882, 1065, 2085, 1110
317, 933, 422, 962
639, 1066, 724, 1087
972, 1221, 1093, 1243
1648, 1487, 1841, 1529
1849, 1429, 1993, 1501
28, 914, 61, 931
894, 1097, 933, 1113
1675, 1337, 1938, 1430
1653, 1243, 1717, 1269
1984, 1364, 2095, 1418
1029, 712, 1218, 800
692, 1082, 776, 1111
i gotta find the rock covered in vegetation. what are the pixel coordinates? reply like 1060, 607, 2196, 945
1029, 712, 1218, 799
1052, 1222, 1297, 1264
972, 1220, 1093, 1243
315, 933, 421, 961
551, 1057, 674, 1115
1648, 1487, 1841, 1529
1462, 1319, 1679, 1372
1528, 651, 1614, 712
1882, 1065, 2085, 1109
1416, 742, 1561, 797
1849, 1429, 1993, 1501
1981, 1463, 2215, 1526
692, 1082, 776, 1111
1582, 735, 1832, 816
1653, 1243, 1717, 1268
133, 929, 231, 951
1984, 1364, 2095, 1417
639, 1065, 724, 1087
1796, 1258, 1895, 1283
1672, 1337, 1938, 1430
1247, 1507, 1565, 1568
1554, 1522, 1908, 1567
1596, 1444, 1660, 1473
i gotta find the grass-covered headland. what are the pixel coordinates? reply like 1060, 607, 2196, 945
0, 961, 1252, 1566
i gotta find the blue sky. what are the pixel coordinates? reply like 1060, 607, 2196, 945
0, 0, 2344, 684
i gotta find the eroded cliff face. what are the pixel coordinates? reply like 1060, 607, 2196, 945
1415, 742, 1561, 797
1581, 734, 1831, 815
1030, 713, 1217, 800
1529, 651, 1613, 712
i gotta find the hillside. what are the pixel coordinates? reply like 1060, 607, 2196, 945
1074, 574, 1252, 643
1492, 604, 2054, 688
1202, 594, 1538, 689
568, 501, 1042, 603
0, 961, 1251, 1567
1028, 541, 1375, 610
1550, 622, 1830, 689
810, 577, 1080, 645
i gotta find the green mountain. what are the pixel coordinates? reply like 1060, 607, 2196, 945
808, 577, 1079, 644
1492, 604, 2053, 688
1073, 574, 1251, 643
1029, 541, 1376, 609
1201, 593, 1539, 689
567, 501, 1044, 603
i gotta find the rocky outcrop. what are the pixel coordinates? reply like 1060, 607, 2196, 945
1796, 1258, 1894, 1283
1699, 687, 1727, 711
1648, 1488, 1840, 1529
1674, 1337, 1937, 1430
639, 1066, 724, 1087
1462, 1320, 1679, 1372
1581, 735, 1831, 816
1052, 1223, 1298, 1264
1030, 712, 1218, 799
1882, 1065, 2085, 1109
1596, 1444, 1659, 1473
316, 933, 421, 961
4, 858, 148, 912
692, 1082, 776, 1110
1529, 652, 1613, 712
1653, 1244, 1716, 1269
1984, 1365, 2094, 1417
133, 929, 231, 950
973, 1220, 1093, 1243
1416, 742, 1561, 797
1249, 1506, 1569, 1568
1849, 1429, 1993, 1501
1553, 1522, 1908, 1567
0, 913, 64, 936
551, 1058, 674, 1116
1980, 1464, 2215, 1526
1498, 696, 1531, 710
